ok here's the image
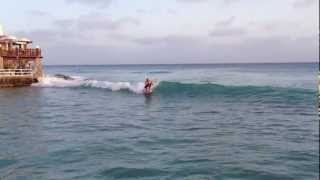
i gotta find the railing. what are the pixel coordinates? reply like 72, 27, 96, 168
0, 49, 41, 58
0, 69, 33, 76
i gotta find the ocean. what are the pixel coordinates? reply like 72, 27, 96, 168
0, 63, 318, 180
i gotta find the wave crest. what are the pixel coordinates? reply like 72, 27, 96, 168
85, 80, 145, 94
155, 81, 313, 97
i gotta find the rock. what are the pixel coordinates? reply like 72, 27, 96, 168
54, 74, 74, 80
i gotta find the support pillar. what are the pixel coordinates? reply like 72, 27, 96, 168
34, 58, 43, 79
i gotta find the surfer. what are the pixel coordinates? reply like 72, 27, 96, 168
144, 78, 153, 94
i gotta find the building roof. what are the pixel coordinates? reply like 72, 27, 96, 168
0, 35, 17, 43
0, 25, 33, 44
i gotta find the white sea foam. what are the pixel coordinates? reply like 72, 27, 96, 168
32, 75, 157, 94
32, 76, 84, 87
85, 80, 146, 94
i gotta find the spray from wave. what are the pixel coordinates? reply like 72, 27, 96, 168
33, 76, 84, 88
85, 80, 146, 94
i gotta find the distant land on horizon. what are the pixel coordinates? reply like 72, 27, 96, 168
43, 61, 318, 67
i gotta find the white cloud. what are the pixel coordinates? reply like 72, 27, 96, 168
293, 0, 317, 8
65, 0, 114, 8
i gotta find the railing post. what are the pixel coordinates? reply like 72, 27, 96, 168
0, 56, 3, 69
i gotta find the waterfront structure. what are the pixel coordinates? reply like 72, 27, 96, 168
0, 24, 43, 87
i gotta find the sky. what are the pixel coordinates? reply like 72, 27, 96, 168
0, 0, 318, 65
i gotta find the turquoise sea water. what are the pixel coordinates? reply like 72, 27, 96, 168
0, 63, 318, 179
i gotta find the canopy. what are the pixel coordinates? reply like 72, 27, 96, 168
0, 35, 17, 43
19, 38, 32, 43
0, 24, 4, 36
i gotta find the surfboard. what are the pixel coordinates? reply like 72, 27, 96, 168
144, 89, 152, 96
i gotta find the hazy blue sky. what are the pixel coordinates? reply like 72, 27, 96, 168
0, 0, 318, 65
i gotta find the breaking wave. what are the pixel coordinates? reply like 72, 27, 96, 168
32, 75, 150, 94
32, 75, 314, 97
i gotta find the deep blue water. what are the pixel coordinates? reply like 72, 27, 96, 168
0, 63, 318, 180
